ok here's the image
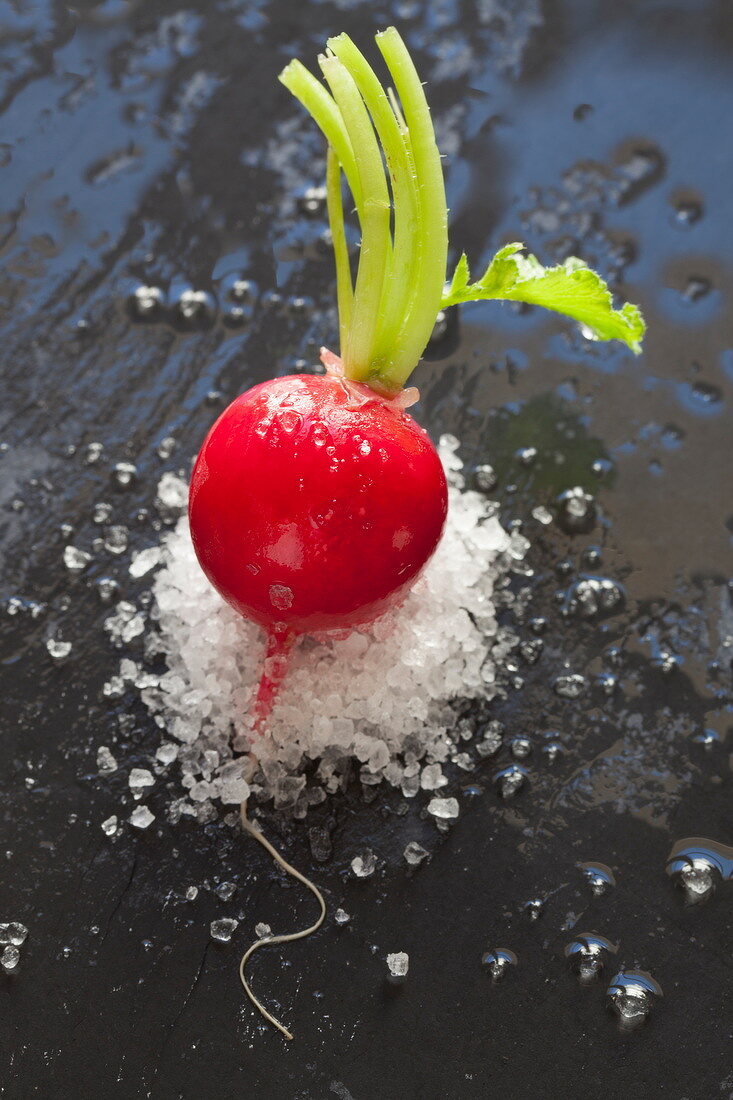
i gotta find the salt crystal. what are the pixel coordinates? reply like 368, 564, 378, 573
96, 746, 117, 773
427, 797, 459, 820
155, 472, 188, 515
334, 908, 350, 925
1, 945, 20, 972
403, 842, 429, 866
129, 768, 154, 794
63, 546, 91, 574
46, 639, 72, 661
255, 922, 272, 938
129, 805, 155, 829
101, 815, 118, 836
155, 743, 178, 766
130, 547, 163, 578
0, 922, 28, 946
420, 764, 447, 791
210, 917, 238, 942
215, 882, 236, 901
351, 850, 377, 878
386, 951, 409, 978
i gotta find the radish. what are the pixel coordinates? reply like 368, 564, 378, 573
186, 27, 645, 1039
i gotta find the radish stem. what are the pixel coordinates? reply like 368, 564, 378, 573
326, 147, 352, 352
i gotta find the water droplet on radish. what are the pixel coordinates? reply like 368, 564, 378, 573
311, 423, 329, 447
277, 409, 302, 434
269, 584, 294, 610
359, 439, 371, 455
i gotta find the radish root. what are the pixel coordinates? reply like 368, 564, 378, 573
239, 802, 326, 1040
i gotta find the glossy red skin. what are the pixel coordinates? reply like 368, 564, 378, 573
188, 373, 448, 635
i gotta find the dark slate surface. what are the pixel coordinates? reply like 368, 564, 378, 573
1, 1, 731, 1097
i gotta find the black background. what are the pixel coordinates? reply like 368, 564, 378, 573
1, 1, 731, 1097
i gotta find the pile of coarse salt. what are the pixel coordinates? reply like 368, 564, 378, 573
124, 436, 527, 822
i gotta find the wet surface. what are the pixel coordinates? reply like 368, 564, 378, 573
1, 1, 732, 1097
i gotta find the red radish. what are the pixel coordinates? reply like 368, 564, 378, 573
189, 364, 446, 637
186, 26, 645, 1039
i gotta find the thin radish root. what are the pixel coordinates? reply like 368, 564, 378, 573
239, 801, 326, 1040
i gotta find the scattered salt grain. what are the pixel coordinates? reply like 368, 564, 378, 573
0, 922, 28, 946
63, 546, 91, 574
101, 815, 118, 836
96, 746, 118, 773
386, 951, 409, 979
215, 882, 236, 902
351, 850, 377, 878
46, 638, 72, 661
420, 764, 447, 791
255, 922, 272, 938
427, 797, 459, 820
403, 842, 429, 867
185, 886, 198, 901
129, 768, 155, 795
130, 547, 163, 578
1, 945, 20, 972
155, 743, 179, 766
210, 917, 238, 943
129, 805, 155, 829
334, 908, 351, 925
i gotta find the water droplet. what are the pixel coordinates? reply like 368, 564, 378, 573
562, 576, 625, 620
516, 446, 537, 467
297, 185, 327, 216
522, 898, 544, 921
277, 409, 302, 435
129, 285, 164, 320
666, 837, 733, 904
93, 501, 113, 524
311, 423, 329, 447
682, 275, 712, 303
113, 461, 137, 488
474, 464, 497, 492
175, 288, 217, 326
578, 861, 616, 896
511, 736, 532, 759
269, 584, 293, 611
96, 577, 119, 603
494, 764, 527, 798
672, 198, 703, 227
606, 970, 662, 1029
359, 439, 371, 456
104, 524, 129, 555
573, 103, 593, 121
565, 932, 617, 981
556, 487, 596, 534
481, 948, 517, 981
553, 673, 586, 699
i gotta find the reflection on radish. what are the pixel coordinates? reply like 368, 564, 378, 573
186, 26, 645, 1040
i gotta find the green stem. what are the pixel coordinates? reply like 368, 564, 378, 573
326, 146, 352, 352
374, 28, 448, 391
319, 52, 392, 379
326, 33, 420, 376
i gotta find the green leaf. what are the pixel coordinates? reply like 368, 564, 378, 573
442, 243, 645, 354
